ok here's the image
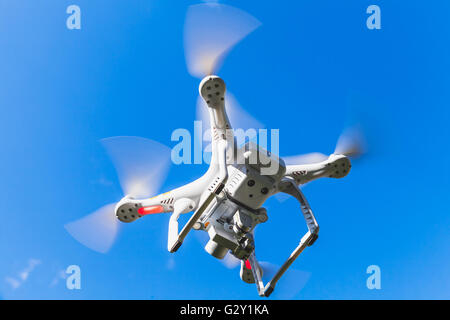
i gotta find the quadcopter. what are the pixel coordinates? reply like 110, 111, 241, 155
65, 3, 363, 297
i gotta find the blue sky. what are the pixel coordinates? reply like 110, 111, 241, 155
0, 0, 449, 299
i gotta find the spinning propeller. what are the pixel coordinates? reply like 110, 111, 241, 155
284, 125, 366, 165
65, 137, 171, 253
184, 2, 261, 79
184, 3, 264, 133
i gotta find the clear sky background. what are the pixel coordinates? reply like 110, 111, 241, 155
0, 0, 449, 299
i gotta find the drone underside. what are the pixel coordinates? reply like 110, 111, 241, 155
65, 3, 362, 298
111, 75, 354, 297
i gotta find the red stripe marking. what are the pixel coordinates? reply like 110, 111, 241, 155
245, 259, 252, 270
138, 205, 164, 215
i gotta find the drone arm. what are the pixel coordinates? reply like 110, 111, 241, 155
285, 154, 351, 185
285, 162, 329, 185
263, 178, 319, 297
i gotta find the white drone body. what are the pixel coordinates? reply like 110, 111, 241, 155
65, 3, 362, 298
114, 76, 352, 297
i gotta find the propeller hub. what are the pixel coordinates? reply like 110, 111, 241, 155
327, 154, 351, 178
115, 201, 142, 223
199, 75, 226, 109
